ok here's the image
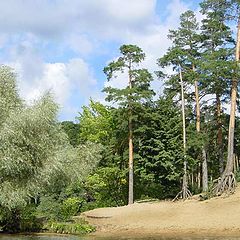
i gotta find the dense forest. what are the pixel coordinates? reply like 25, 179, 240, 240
0, 0, 240, 235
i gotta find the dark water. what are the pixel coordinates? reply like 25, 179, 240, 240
1, 235, 240, 240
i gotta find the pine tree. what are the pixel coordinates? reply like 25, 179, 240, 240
213, 0, 240, 194
200, 0, 234, 178
103, 44, 154, 204
158, 10, 202, 197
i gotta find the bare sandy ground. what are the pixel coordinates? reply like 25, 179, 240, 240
81, 186, 240, 238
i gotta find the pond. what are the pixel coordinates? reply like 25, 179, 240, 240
1, 235, 240, 240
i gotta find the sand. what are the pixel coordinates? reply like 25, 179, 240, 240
81, 186, 240, 238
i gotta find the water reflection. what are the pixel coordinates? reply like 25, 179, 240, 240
0, 235, 81, 240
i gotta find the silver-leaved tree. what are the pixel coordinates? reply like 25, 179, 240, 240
0, 65, 101, 212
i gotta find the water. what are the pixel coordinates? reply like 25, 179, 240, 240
0, 235, 82, 240
1, 235, 240, 240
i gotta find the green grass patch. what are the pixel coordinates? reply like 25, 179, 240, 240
44, 221, 95, 235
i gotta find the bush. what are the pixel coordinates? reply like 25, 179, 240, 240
61, 197, 84, 220
36, 195, 62, 221
0, 205, 43, 233
85, 167, 128, 207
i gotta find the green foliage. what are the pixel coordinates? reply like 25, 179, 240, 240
0, 65, 22, 127
0, 93, 69, 210
36, 195, 85, 221
85, 167, 128, 206
61, 121, 80, 147
36, 195, 63, 221
103, 44, 145, 81
134, 98, 184, 198
0, 205, 42, 233
61, 197, 83, 220
45, 221, 95, 235
78, 99, 114, 144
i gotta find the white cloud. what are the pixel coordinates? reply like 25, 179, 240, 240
67, 34, 95, 55
0, 0, 204, 119
10, 57, 97, 116
0, 0, 156, 39
102, 0, 192, 96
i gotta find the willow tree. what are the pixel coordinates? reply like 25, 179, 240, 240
0, 93, 70, 210
103, 44, 154, 204
0, 65, 22, 126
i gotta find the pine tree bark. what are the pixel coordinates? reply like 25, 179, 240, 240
128, 64, 134, 205
202, 148, 208, 192
128, 119, 134, 204
216, 94, 224, 174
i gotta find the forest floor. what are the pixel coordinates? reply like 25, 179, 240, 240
81, 185, 240, 238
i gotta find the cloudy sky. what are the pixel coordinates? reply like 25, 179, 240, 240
0, 0, 202, 121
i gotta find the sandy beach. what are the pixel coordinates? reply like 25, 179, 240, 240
82, 186, 240, 238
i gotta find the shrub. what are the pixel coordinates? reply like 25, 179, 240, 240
61, 197, 84, 220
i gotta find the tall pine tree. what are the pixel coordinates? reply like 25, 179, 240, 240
103, 44, 154, 204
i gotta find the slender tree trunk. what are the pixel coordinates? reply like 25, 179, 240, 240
180, 68, 187, 181
216, 94, 224, 174
180, 67, 191, 198
128, 65, 134, 205
197, 163, 201, 189
128, 118, 134, 204
193, 65, 208, 192
202, 149, 208, 192
173, 67, 192, 200
194, 79, 201, 133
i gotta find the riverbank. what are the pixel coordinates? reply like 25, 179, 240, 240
81, 186, 240, 238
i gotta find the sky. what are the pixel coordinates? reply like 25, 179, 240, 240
0, 0, 202, 121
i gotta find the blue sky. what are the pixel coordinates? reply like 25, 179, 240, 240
0, 0, 202, 121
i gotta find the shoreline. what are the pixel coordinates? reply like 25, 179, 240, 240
89, 229, 240, 239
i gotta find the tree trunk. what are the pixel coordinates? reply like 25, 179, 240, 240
194, 65, 208, 192
174, 66, 191, 200
197, 163, 201, 189
128, 118, 134, 204
128, 65, 134, 205
202, 148, 208, 192
181, 67, 187, 189
216, 94, 224, 174
194, 79, 201, 133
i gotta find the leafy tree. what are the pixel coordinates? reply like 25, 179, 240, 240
0, 94, 68, 210
135, 97, 184, 198
61, 121, 80, 147
0, 65, 22, 126
78, 99, 114, 145
0, 65, 103, 231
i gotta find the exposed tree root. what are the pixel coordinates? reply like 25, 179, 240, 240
212, 172, 236, 196
173, 185, 192, 202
